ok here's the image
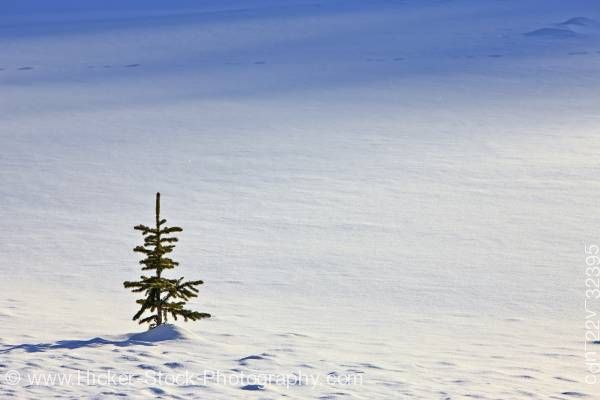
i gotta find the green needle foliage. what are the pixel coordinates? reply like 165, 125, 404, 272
124, 192, 211, 328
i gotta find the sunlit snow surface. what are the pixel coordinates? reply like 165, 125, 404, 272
1, 0, 599, 398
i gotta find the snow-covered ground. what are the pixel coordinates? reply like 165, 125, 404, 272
1, 0, 599, 398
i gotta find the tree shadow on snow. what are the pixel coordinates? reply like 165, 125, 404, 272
0, 324, 191, 353
0, 337, 155, 353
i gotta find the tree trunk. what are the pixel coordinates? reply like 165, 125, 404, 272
155, 192, 163, 327
156, 291, 163, 326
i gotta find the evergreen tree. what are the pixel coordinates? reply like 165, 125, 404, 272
124, 192, 210, 328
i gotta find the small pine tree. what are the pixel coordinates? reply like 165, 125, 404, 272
124, 192, 210, 328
